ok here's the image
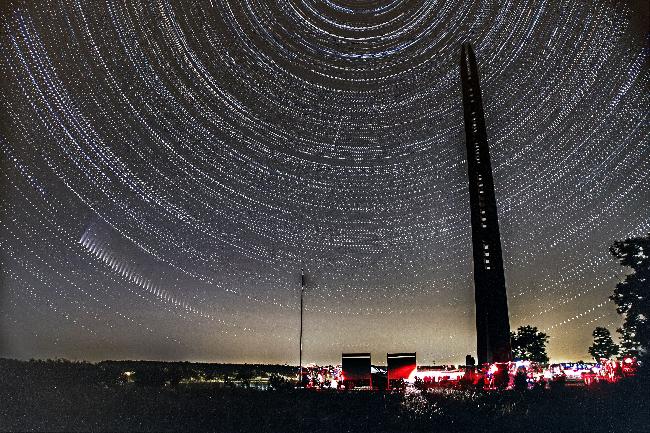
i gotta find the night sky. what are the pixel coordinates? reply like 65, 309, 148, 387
1, 1, 648, 365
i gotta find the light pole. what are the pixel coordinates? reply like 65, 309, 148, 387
299, 268, 305, 386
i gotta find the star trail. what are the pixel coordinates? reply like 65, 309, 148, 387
1, 0, 648, 364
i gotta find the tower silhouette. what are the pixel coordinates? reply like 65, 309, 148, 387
460, 43, 512, 365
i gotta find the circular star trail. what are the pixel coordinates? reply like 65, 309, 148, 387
1, 0, 648, 363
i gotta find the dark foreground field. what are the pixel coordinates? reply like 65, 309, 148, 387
1, 359, 648, 432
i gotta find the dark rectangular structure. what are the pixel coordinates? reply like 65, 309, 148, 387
341, 353, 372, 387
387, 352, 416, 387
460, 43, 512, 365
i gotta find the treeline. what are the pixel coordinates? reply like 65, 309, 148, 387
0, 358, 296, 387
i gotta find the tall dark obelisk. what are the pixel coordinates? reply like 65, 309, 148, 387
460, 43, 512, 365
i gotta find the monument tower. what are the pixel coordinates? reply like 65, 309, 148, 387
460, 43, 512, 365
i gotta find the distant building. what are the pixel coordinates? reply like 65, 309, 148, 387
460, 43, 512, 365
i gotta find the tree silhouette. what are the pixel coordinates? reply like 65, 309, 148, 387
617, 326, 642, 358
133, 367, 166, 386
236, 370, 252, 388
588, 327, 619, 361
268, 373, 292, 390
609, 233, 649, 358
510, 325, 550, 363
513, 369, 528, 391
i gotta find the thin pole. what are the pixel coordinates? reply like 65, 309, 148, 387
299, 268, 305, 386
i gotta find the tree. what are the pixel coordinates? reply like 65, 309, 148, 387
236, 370, 252, 388
133, 367, 166, 387
513, 369, 528, 391
510, 325, 550, 363
268, 373, 293, 391
588, 327, 619, 361
610, 234, 649, 358
617, 325, 642, 358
